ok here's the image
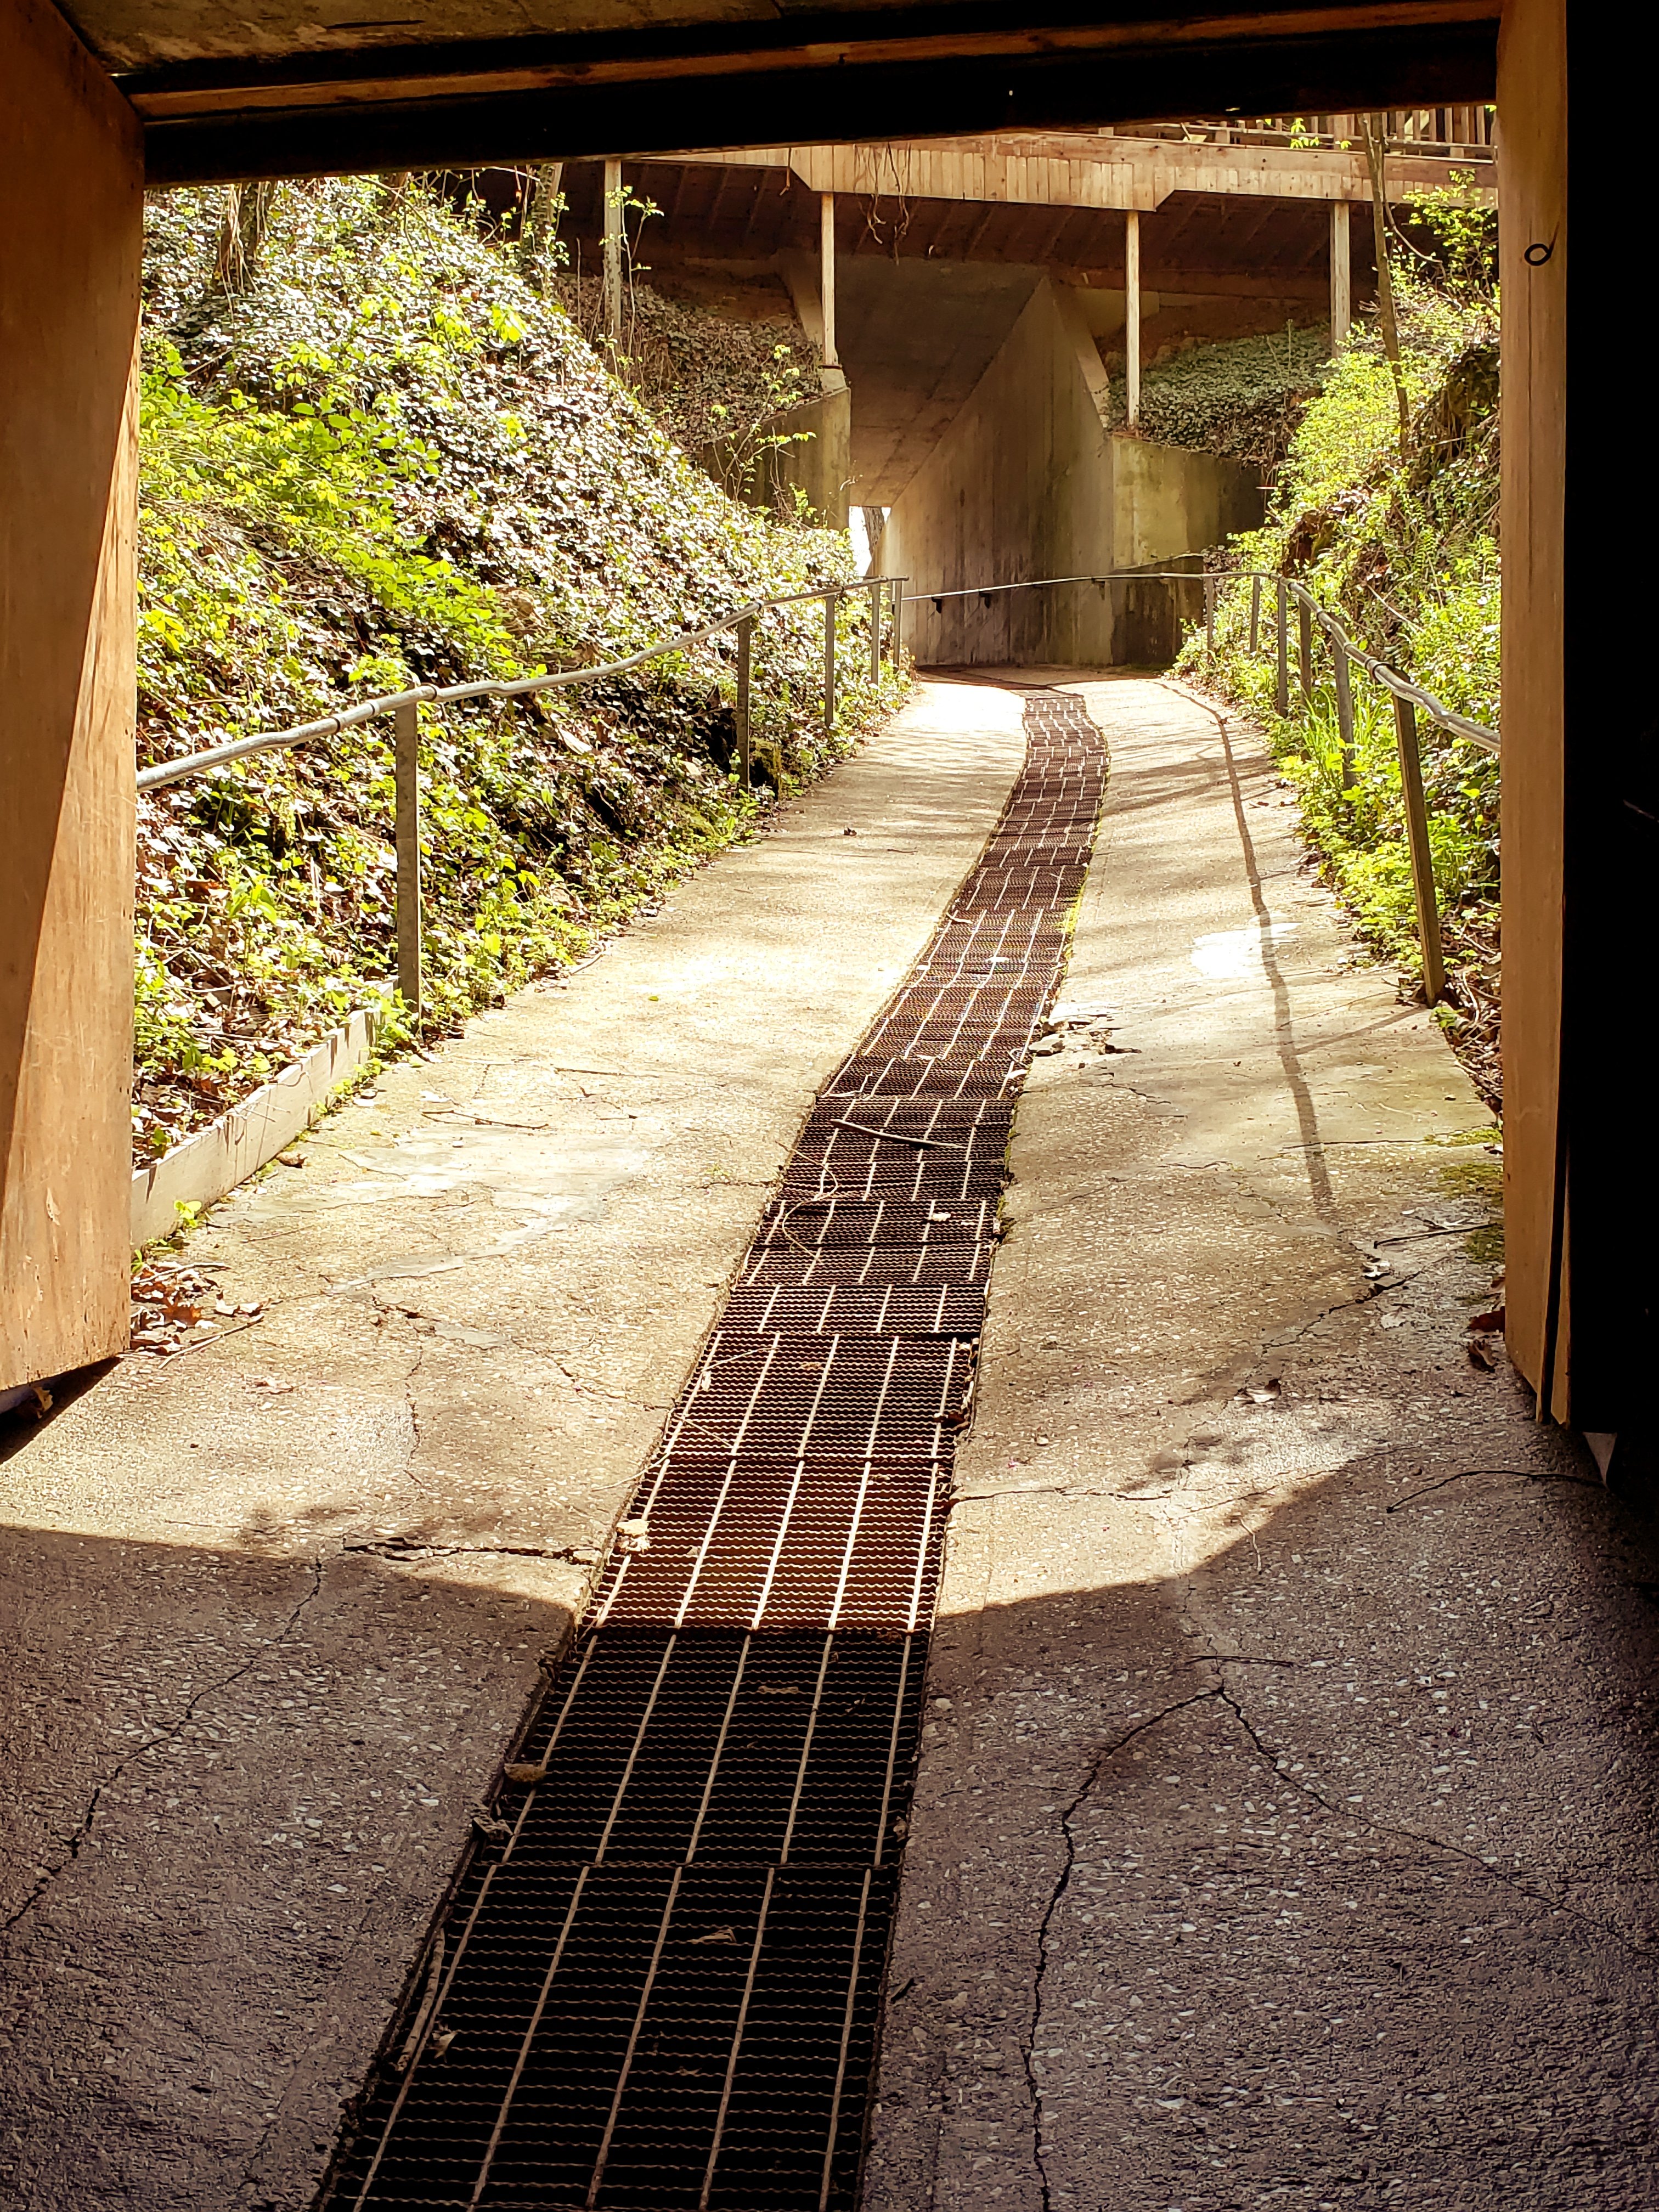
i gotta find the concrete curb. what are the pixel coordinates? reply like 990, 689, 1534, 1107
130, 1009, 377, 1249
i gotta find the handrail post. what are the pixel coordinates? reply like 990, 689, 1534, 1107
394, 699, 422, 1018
889, 578, 903, 669
1249, 573, 1261, 657
1274, 580, 1289, 714
868, 579, 882, 684
1393, 695, 1446, 1002
1297, 595, 1313, 702
1333, 634, 1357, 790
1204, 570, 1215, 658
823, 587, 837, 736
735, 613, 754, 787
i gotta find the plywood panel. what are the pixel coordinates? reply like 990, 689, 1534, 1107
0, 0, 144, 1385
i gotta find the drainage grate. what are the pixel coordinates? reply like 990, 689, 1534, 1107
324, 690, 1106, 2210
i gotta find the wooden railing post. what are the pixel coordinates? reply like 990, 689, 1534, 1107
1333, 634, 1357, 789
735, 614, 753, 786
823, 588, 837, 736
1392, 695, 1446, 1002
1298, 595, 1313, 701
394, 699, 422, 1017
1274, 581, 1289, 714
868, 579, 882, 683
889, 578, 903, 667
1249, 573, 1261, 657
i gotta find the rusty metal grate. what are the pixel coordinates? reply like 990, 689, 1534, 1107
323, 690, 1105, 2211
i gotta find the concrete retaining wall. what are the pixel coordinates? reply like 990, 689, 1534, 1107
877, 278, 1261, 668
698, 380, 852, 529
130, 1009, 376, 1248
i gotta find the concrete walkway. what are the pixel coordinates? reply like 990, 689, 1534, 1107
864, 677, 1659, 2211
4, 674, 1655, 2212
0, 683, 1026, 2211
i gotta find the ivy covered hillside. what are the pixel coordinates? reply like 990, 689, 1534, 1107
136, 179, 900, 1167
1176, 180, 1502, 1105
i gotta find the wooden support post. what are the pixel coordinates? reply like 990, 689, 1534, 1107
1249, 573, 1262, 656
1275, 581, 1290, 714
1298, 596, 1313, 700
890, 578, 903, 667
735, 614, 753, 786
1125, 209, 1141, 431
1333, 636, 1357, 788
394, 700, 422, 1017
820, 191, 838, 368
1393, 696, 1446, 1002
1, 0, 143, 1381
869, 580, 882, 682
1329, 201, 1351, 349
823, 589, 837, 735
602, 157, 623, 351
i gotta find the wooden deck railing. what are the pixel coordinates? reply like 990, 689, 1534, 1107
1120, 108, 1496, 161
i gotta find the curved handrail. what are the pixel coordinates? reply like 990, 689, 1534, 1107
899, 567, 1498, 754
136, 579, 902, 795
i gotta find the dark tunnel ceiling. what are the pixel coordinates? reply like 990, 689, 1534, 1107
54, 1, 1500, 186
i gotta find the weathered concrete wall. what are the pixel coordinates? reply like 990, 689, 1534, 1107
699, 380, 852, 528
1, 0, 144, 1387
876, 278, 1261, 667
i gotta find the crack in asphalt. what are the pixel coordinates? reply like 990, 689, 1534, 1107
1022, 1689, 1223, 2212
1013, 1649, 1655, 2209
1209, 1675, 1657, 1960
2, 1556, 326, 1938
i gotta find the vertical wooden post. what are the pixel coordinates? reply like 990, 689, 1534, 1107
890, 577, 904, 667
823, 588, 837, 735
735, 615, 753, 786
820, 191, 838, 368
1, 0, 143, 1383
1249, 573, 1261, 656
1333, 635, 1357, 788
1298, 596, 1313, 700
1275, 581, 1290, 714
602, 157, 623, 351
868, 579, 882, 682
394, 699, 422, 1017
1393, 696, 1446, 1002
1124, 209, 1142, 431
1329, 201, 1351, 348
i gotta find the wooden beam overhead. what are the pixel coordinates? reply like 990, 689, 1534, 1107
129, 3, 1499, 185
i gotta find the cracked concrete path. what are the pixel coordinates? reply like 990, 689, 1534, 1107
864, 676, 1659, 2212
0, 680, 1028, 2211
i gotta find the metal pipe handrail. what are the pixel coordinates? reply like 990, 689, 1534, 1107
136, 579, 905, 795
136, 572, 910, 1015
900, 562, 1497, 1007
899, 567, 1499, 754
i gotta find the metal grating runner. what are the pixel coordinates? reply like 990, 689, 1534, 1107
324, 690, 1106, 2211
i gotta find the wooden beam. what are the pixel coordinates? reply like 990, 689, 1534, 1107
1125, 208, 1142, 428
138, 19, 1499, 185
602, 156, 622, 347
2, 0, 143, 1383
1329, 198, 1352, 342
821, 192, 839, 367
